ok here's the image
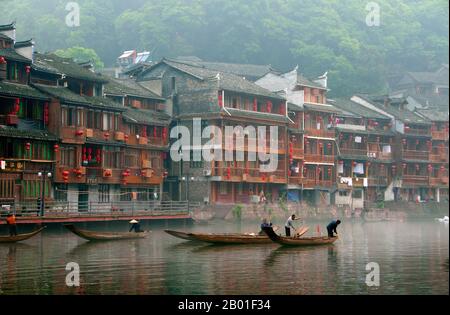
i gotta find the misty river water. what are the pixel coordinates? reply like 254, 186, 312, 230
0, 218, 448, 295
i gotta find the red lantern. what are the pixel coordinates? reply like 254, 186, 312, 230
440, 165, 445, 171
226, 167, 231, 179
163, 171, 168, 178
43, 103, 49, 125
104, 132, 110, 140
25, 65, 31, 74
428, 164, 433, 172
75, 130, 84, 136
261, 173, 266, 181
0, 56, 6, 64
218, 92, 223, 107
162, 127, 168, 141
53, 144, 59, 152
124, 134, 129, 141
415, 164, 420, 171
352, 161, 357, 167
319, 142, 323, 148
25, 142, 31, 151
142, 126, 147, 137
14, 98, 20, 114
253, 98, 258, 111
266, 101, 272, 113
279, 103, 286, 115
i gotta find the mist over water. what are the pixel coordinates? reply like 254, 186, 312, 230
0, 218, 448, 295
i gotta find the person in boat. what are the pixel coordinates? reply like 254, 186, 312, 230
5, 213, 18, 236
285, 214, 300, 237
129, 219, 143, 233
259, 218, 273, 235
326, 219, 341, 238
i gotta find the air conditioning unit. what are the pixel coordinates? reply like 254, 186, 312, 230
203, 169, 212, 176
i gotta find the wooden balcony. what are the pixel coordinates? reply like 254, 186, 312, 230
60, 126, 86, 144
429, 176, 449, 187
288, 177, 303, 185
368, 177, 388, 186
292, 148, 304, 159
304, 153, 335, 164
431, 130, 449, 141
54, 166, 86, 184
305, 127, 335, 138
148, 136, 167, 147
303, 178, 333, 189
402, 175, 429, 187
223, 137, 285, 154
213, 167, 286, 184
404, 127, 431, 137
114, 131, 125, 142
402, 150, 429, 161
339, 148, 368, 158
430, 152, 448, 163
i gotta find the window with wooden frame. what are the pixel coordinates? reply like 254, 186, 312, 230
0, 178, 15, 200
98, 184, 110, 203
124, 149, 139, 168
94, 111, 101, 129
219, 182, 228, 195
150, 151, 161, 170
76, 108, 84, 127
86, 110, 94, 128
103, 146, 123, 169
60, 146, 76, 167
55, 184, 68, 201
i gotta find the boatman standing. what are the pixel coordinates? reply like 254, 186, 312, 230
326, 219, 341, 238
6, 213, 17, 236
285, 214, 301, 237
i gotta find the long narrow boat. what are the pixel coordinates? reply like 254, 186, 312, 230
64, 224, 149, 241
262, 226, 337, 246
0, 227, 46, 243
165, 226, 309, 245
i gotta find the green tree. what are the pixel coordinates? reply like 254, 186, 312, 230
54, 46, 104, 70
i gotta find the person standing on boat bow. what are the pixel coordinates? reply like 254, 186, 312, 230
285, 214, 301, 237
326, 219, 341, 238
259, 218, 272, 235
5, 213, 17, 236
129, 219, 143, 233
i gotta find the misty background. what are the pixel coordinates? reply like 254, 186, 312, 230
1, 0, 448, 97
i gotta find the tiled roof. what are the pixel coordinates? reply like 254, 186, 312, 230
122, 108, 171, 126
104, 78, 163, 99
222, 107, 289, 123
303, 102, 342, 114
0, 81, 50, 100
173, 58, 278, 81
151, 59, 285, 100
33, 84, 124, 110
297, 74, 325, 89
0, 48, 30, 63
415, 108, 449, 122
357, 94, 431, 125
331, 98, 390, 120
0, 126, 58, 141
33, 53, 109, 83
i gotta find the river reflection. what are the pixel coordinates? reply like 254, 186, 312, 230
0, 219, 448, 295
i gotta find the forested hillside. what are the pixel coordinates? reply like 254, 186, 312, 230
2, 0, 448, 97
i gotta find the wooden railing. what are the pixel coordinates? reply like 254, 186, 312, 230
429, 176, 449, 187
368, 177, 388, 186
213, 167, 286, 183
303, 178, 333, 188
305, 127, 335, 138
339, 147, 368, 157
402, 150, 429, 161
404, 127, 431, 136
292, 148, 304, 159
431, 130, 449, 141
304, 153, 335, 163
223, 137, 285, 153
430, 152, 449, 163
402, 175, 429, 186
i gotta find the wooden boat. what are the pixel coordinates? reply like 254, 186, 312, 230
0, 227, 46, 243
165, 226, 309, 245
165, 230, 199, 241
64, 224, 149, 241
262, 226, 337, 247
